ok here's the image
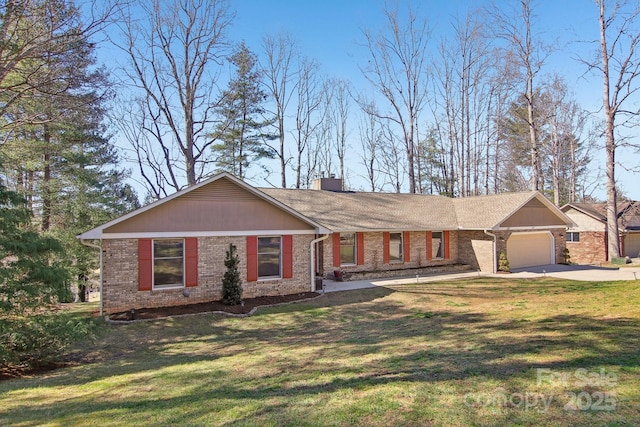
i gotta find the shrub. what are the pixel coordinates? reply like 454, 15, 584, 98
222, 243, 243, 305
498, 251, 510, 272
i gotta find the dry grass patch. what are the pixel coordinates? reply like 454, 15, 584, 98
0, 278, 639, 426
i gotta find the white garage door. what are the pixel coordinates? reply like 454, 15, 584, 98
625, 233, 640, 258
506, 232, 554, 269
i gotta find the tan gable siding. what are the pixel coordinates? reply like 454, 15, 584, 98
500, 197, 566, 228
104, 177, 314, 234
564, 207, 606, 232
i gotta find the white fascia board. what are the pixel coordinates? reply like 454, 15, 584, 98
101, 230, 320, 239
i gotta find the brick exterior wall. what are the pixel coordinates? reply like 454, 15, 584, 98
456, 229, 567, 272
102, 235, 313, 314
566, 232, 607, 265
457, 230, 494, 272
322, 231, 460, 278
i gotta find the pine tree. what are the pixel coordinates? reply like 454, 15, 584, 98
212, 42, 276, 178
222, 244, 242, 305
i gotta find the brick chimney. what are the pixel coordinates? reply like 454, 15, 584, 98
312, 174, 343, 191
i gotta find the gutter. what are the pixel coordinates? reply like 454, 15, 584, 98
80, 239, 104, 317
310, 234, 330, 292
483, 230, 497, 274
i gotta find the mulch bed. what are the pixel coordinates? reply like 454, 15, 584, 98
108, 292, 320, 321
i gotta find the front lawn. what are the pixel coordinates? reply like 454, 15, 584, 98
1, 278, 638, 426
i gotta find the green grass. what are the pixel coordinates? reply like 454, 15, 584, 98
1, 278, 639, 426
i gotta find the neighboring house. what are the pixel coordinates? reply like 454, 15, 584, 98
78, 173, 573, 314
561, 202, 640, 264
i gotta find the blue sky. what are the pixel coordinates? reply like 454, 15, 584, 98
227, 0, 638, 200
107, 0, 640, 200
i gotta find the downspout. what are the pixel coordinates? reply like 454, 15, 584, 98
310, 234, 330, 291
484, 230, 497, 274
81, 239, 103, 317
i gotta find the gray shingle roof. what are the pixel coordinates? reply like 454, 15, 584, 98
260, 188, 546, 231
562, 201, 640, 230
452, 191, 541, 229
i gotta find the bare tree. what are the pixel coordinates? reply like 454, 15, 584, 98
291, 56, 323, 188
262, 32, 296, 188
359, 4, 430, 193
326, 78, 351, 185
487, 0, 552, 192
0, 0, 117, 133
582, 0, 640, 259
113, 0, 233, 198
358, 99, 382, 192
378, 120, 405, 193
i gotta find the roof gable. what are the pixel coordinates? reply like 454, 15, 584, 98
78, 173, 325, 239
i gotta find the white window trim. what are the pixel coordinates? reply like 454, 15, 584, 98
389, 232, 404, 263
432, 231, 444, 260
340, 232, 357, 266
258, 235, 282, 280
152, 238, 185, 290
566, 232, 580, 243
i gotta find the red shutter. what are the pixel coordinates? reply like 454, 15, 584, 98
333, 233, 341, 267
185, 237, 198, 287
426, 231, 432, 261
403, 231, 411, 262
246, 236, 258, 282
356, 232, 365, 265
383, 232, 390, 264
283, 235, 293, 278
444, 230, 451, 259
138, 239, 152, 291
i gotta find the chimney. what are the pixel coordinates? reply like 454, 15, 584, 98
312, 176, 343, 191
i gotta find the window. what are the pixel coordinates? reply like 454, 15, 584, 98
340, 233, 356, 265
153, 239, 184, 288
566, 232, 580, 243
258, 236, 281, 278
432, 231, 444, 259
389, 232, 403, 262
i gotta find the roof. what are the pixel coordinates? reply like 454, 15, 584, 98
261, 188, 570, 231
452, 191, 545, 229
78, 173, 573, 239
259, 188, 458, 232
561, 201, 640, 231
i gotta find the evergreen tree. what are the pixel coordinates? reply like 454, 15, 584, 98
222, 244, 242, 305
213, 42, 276, 179
0, 184, 85, 368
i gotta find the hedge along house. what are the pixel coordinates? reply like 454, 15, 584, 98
79, 173, 573, 315
560, 202, 640, 264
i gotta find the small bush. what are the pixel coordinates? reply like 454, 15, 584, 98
498, 251, 510, 272
222, 244, 243, 305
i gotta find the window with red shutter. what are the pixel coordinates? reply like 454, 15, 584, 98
246, 236, 258, 282
138, 239, 152, 291
185, 237, 198, 287
282, 235, 293, 278
356, 232, 365, 265
333, 233, 341, 267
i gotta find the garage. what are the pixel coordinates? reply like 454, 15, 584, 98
506, 232, 554, 269
625, 233, 640, 258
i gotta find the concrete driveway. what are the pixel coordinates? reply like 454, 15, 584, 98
322, 263, 640, 293
507, 263, 640, 281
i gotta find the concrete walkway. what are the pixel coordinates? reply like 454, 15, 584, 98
321, 263, 640, 293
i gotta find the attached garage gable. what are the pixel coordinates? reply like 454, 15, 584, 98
507, 232, 554, 269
